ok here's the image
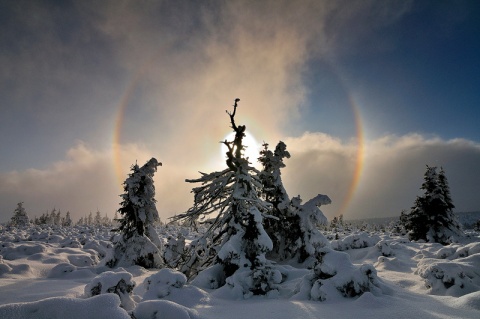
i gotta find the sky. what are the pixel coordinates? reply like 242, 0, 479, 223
1, 0, 480, 223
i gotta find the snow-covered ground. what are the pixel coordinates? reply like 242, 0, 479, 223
0, 225, 479, 319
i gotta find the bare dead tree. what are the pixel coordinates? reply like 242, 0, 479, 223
223, 98, 246, 171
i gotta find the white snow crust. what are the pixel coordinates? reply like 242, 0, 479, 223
0, 224, 479, 318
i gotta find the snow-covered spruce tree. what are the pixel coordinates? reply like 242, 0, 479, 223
257, 141, 292, 260
10, 202, 30, 227
257, 142, 330, 263
404, 165, 463, 244
289, 194, 386, 300
163, 233, 186, 268
174, 99, 281, 297
94, 211, 102, 225
105, 158, 164, 268
63, 211, 72, 227
258, 141, 335, 264
289, 194, 331, 265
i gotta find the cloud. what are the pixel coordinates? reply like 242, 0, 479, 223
3, 1, 446, 224
0, 142, 153, 223
280, 133, 480, 220
82, 0, 416, 171
1, 0, 416, 173
2, 134, 479, 224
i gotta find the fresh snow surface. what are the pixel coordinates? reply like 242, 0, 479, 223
0, 225, 479, 318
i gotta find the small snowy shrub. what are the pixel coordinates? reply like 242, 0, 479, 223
331, 232, 381, 251
105, 234, 164, 269
60, 237, 82, 248
143, 268, 187, 300
163, 234, 186, 268
416, 255, 480, 296
376, 240, 395, 257
84, 271, 136, 310
221, 264, 282, 299
295, 248, 384, 301
436, 246, 456, 259
290, 194, 331, 264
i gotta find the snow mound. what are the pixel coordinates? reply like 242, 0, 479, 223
436, 242, 480, 260
133, 300, 202, 319
0, 257, 34, 278
0, 243, 46, 260
47, 262, 96, 279
452, 291, 480, 311
294, 248, 386, 301
215, 265, 282, 299
191, 264, 226, 290
0, 294, 130, 319
331, 232, 381, 251
84, 270, 136, 310
416, 253, 480, 296
143, 268, 187, 299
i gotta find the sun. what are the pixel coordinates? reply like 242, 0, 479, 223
220, 131, 262, 165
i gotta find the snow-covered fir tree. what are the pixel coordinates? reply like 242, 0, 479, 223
94, 210, 102, 225
87, 212, 93, 225
101, 213, 112, 226
174, 99, 281, 296
163, 233, 186, 268
289, 194, 331, 265
53, 210, 61, 226
64, 211, 73, 227
257, 141, 330, 264
257, 141, 292, 260
46, 209, 55, 225
10, 202, 30, 227
253, 132, 384, 301
403, 165, 463, 244
76, 217, 85, 226
105, 158, 164, 269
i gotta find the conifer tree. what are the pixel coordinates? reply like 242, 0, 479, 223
87, 212, 93, 225
10, 202, 30, 227
257, 141, 330, 263
64, 211, 73, 227
289, 194, 330, 264
257, 141, 292, 260
54, 210, 61, 226
94, 210, 102, 225
105, 157, 164, 268
174, 99, 280, 296
404, 165, 463, 244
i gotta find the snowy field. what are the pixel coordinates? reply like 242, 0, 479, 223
0, 225, 479, 319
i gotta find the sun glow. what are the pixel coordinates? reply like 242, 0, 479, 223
220, 132, 262, 165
